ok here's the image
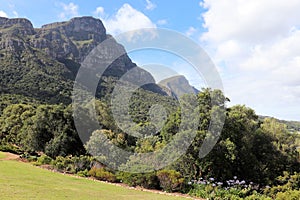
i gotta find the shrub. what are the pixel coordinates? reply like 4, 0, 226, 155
88, 167, 116, 182
77, 169, 89, 177
0, 144, 23, 154
27, 156, 38, 162
70, 156, 93, 173
51, 156, 73, 172
189, 184, 271, 200
188, 177, 270, 200
275, 190, 300, 200
264, 172, 300, 198
157, 169, 184, 192
20, 152, 38, 162
117, 172, 159, 189
37, 154, 52, 165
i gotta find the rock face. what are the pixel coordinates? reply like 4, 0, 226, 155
159, 75, 199, 98
0, 16, 160, 103
0, 17, 35, 52
0, 17, 35, 35
0, 16, 109, 62
33, 17, 107, 62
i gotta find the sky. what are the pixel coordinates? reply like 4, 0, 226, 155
1, 0, 300, 121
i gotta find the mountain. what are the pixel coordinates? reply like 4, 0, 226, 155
0, 16, 166, 104
159, 75, 199, 99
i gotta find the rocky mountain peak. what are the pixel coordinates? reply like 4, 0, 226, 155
0, 17, 35, 35
40, 16, 106, 42
29, 17, 107, 62
159, 75, 199, 98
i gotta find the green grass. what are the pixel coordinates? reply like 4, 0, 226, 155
0, 159, 187, 200
0, 152, 5, 159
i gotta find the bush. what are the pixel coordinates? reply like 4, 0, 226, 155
71, 156, 93, 173
189, 184, 271, 200
50, 155, 93, 174
20, 152, 38, 162
264, 172, 300, 198
77, 169, 89, 177
188, 177, 270, 200
51, 156, 73, 172
37, 155, 52, 165
117, 172, 159, 189
0, 144, 23, 154
27, 156, 38, 162
275, 190, 300, 200
157, 169, 184, 192
88, 167, 116, 182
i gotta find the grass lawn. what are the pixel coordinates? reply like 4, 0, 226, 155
0, 157, 188, 200
0, 152, 5, 159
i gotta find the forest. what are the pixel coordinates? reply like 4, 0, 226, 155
0, 88, 299, 200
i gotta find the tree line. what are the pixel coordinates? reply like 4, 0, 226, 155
0, 89, 299, 199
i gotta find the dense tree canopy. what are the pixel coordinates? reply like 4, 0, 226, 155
0, 89, 299, 188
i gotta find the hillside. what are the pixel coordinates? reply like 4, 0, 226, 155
0, 16, 166, 104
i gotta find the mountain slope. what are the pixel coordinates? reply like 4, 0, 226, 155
0, 17, 165, 104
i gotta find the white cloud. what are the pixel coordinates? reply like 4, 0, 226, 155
59, 2, 79, 20
185, 26, 197, 37
145, 0, 156, 11
201, 0, 300, 43
103, 3, 156, 35
0, 10, 8, 18
0, 8, 18, 18
200, 0, 300, 120
157, 19, 167, 25
12, 11, 18, 17
94, 6, 105, 18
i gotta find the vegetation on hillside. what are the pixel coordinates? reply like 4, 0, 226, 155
0, 89, 299, 199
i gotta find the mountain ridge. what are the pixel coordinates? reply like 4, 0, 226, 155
0, 16, 169, 103
159, 75, 199, 99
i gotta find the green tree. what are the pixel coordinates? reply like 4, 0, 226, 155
20, 104, 84, 157
0, 104, 35, 144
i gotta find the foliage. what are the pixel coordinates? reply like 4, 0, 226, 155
76, 169, 89, 177
51, 155, 92, 173
0, 45, 74, 104
85, 129, 129, 169
157, 170, 184, 192
0, 103, 85, 157
88, 167, 116, 182
188, 173, 300, 200
37, 154, 52, 165
117, 171, 159, 189
0, 104, 35, 144
275, 190, 300, 200
0, 86, 299, 199
188, 177, 270, 200
259, 116, 300, 133
0, 143, 23, 154
264, 171, 300, 198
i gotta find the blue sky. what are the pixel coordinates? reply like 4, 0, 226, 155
1, 0, 300, 121
0, 0, 205, 31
